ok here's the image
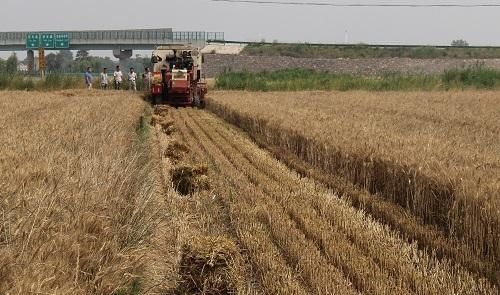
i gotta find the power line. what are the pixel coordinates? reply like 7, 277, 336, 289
211, 0, 500, 7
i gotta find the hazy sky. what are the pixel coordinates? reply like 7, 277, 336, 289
1, 0, 500, 58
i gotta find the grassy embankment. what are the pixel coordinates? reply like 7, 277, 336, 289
215, 66, 500, 91
242, 43, 500, 59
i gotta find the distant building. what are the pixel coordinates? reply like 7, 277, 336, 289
17, 63, 28, 72
17, 58, 39, 72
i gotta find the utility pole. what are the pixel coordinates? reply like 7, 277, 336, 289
39, 48, 46, 78
27, 50, 35, 74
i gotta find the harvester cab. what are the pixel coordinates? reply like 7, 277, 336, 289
149, 45, 207, 107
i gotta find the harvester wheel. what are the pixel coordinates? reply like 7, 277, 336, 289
151, 95, 157, 105
193, 94, 201, 108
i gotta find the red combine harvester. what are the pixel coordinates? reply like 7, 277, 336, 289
149, 45, 207, 107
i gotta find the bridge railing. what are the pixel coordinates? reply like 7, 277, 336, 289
71, 29, 174, 43
0, 30, 225, 45
207, 32, 225, 41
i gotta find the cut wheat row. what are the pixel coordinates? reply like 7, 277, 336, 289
180, 108, 362, 294
182, 110, 363, 294
187, 109, 411, 294
205, 111, 500, 291
155, 109, 264, 294
172, 109, 312, 294
210, 111, 497, 283
194, 108, 498, 294
187, 108, 494, 294
207, 92, 500, 280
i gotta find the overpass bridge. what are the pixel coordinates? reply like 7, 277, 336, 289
0, 28, 224, 60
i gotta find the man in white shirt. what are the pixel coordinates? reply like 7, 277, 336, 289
113, 66, 123, 90
128, 68, 137, 91
100, 68, 109, 90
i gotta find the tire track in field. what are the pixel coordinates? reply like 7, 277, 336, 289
185, 108, 413, 295
172, 109, 310, 295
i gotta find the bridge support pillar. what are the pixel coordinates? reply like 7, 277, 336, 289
113, 49, 133, 68
27, 50, 35, 73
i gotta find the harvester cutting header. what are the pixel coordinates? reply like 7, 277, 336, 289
149, 45, 207, 107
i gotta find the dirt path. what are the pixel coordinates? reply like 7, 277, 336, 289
157, 107, 497, 295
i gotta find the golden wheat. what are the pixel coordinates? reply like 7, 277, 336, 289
207, 90, 500, 283
8, 89, 495, 294
164, 106, 497, 294
0, 90, 164, 294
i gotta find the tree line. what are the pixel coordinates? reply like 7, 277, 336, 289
0, 50, 152, 74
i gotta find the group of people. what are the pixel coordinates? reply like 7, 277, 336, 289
84, 66, 152, 91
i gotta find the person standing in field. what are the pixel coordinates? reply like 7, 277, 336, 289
143, 67, 152, 91
128, 68, 137, 91
113, 66, 123, 90
84, 67, 93, 90
100, 68, 109, 90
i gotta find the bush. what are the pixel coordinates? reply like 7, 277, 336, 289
5, 75, 36, 91
0, 73, 82, 91
0, 74, 9, 89
215, 66, 500, 92
241, 43, 500, 59
442, 64, 500, 89
215, 69, 440, 92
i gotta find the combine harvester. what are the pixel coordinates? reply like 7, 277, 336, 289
149, 45, 207, 107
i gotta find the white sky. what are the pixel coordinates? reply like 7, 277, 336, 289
1, 0, 500, 58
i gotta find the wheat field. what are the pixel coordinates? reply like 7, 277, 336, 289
0, 91, 174, 294
1, 90, 498, 294
207, 90, 500, 286
156, 106, 497, 294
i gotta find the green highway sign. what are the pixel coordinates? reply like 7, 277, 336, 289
41, 34, 55, 48
26, 33, 70, 49
55, 33, 70, 49
26, 33, 40, 49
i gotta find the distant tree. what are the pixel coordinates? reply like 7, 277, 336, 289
451, 39, 469, 47
122, 56, 152, 74
6, 53, 18, 74
72, 55, 114, 73
57, 50, 74, 70
46, 53, 62, 72
58, 50, 73, 61
0, 58, 5, 73
75, 50, 90, 60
